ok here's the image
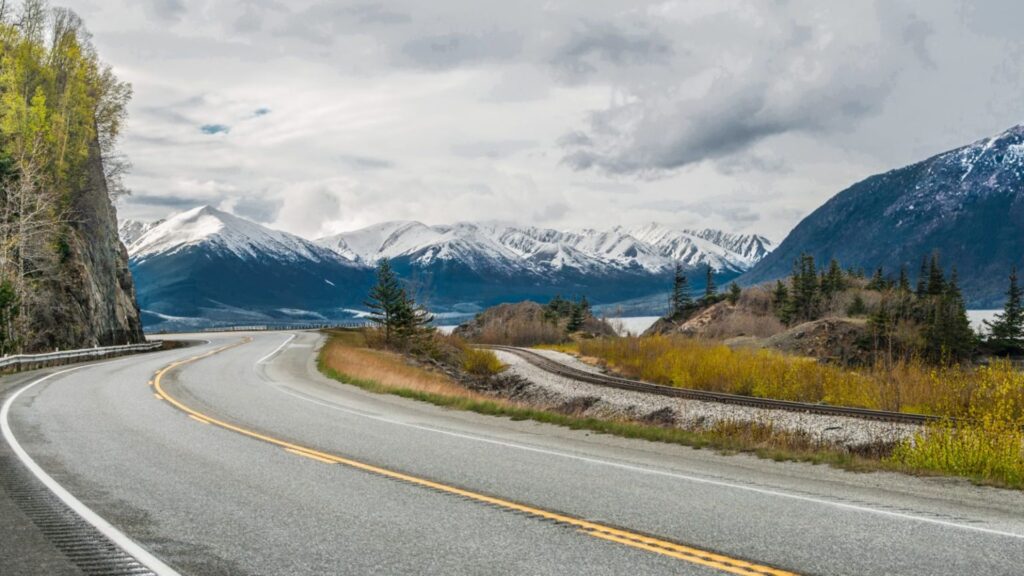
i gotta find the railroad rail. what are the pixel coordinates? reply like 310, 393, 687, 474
487, 345, 944, 426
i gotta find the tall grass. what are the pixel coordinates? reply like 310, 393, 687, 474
568, 335, 1024, 488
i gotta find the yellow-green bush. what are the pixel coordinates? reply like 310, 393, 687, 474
462, 348, 505, 376
889, 360, 1024, 487
577, 335, 881, 408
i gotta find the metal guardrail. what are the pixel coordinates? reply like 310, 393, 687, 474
487, 345, 945, 426
149, 320, 373, 335
0, 341, 163, 373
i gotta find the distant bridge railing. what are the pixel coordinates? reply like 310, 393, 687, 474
205, 321, 373, 333
0, 341, 164, 373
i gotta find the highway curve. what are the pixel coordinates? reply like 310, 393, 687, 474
3, 331, 1024, 575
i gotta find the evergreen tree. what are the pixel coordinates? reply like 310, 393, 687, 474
868, 296, 894, 360
897, 266, 910, 293
984, 267, 1024, 353
391, 287, 434, 342
822, 258, 844, 297
704, 265, 716, 300
789, 254, 820, 322
867, 267, 885, 291
727, 282, 742, 305
916, 256, 928, 298
772, 280, 791, 324
846, 293, 867, 317
923, 268, 975, 363
364, 260, 405, 346
669, 263, 692, 317
567, 299, 585, 332
927, 253, 945, 296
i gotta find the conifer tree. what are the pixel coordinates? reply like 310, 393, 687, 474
846, 293, 867, 317
923, 267, 975, 363
772, 280, 791, 324
727, 282, 742, 305
916, 256, 928, 298
927, 253, 945, 296
669, 263, 692, 317
823, 258, 844, 296
789, 254, 820, 322
897, 266, 910, 293
365, 260, 405, 346
867, 267, 886, 291
985, 267, 1024, 353
704, 265, 716, 300
391, 287, 434, 343
567, 299, 585, 332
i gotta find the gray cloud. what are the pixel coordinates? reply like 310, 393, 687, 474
141, 0, 185, 23
560, 7, 907, 175
400, 31, 522, 69
550, 22, 672, 82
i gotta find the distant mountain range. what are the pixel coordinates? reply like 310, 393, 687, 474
121, 208, 772, 330
743, 124, 1024, 307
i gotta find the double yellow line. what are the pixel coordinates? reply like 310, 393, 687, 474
152, 340, 797, 576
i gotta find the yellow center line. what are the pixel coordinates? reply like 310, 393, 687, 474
152, 339, 798, 576
286, 447, 338, 464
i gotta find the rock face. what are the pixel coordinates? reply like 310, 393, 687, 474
742, 124, 1024, 307
26, 143, 144, 351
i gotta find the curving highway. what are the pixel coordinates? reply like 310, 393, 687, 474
3, 331, 1024, 575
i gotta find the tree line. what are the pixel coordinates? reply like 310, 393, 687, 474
664, 253, 1024, 364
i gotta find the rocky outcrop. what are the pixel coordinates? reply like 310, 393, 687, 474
454, 301, 616, 346
25, 142, 143, 351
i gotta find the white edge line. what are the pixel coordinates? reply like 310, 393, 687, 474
257, 333, 296, 365
2, 368, 183, 576
269, 380, 1024, 541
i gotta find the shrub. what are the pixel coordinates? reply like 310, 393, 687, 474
462, 348, 505, 376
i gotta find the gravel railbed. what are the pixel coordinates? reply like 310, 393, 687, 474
492, 349, 921, 450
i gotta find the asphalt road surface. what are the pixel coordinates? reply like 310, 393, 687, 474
3, 331, 1023, 575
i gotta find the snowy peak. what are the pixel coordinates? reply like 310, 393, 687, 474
317, 220, 773, 275
127, 205, 355, 266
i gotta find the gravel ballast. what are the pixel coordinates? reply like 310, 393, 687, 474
492, 349, 920, 450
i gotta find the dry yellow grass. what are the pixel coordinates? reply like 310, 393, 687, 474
321, 336, 491, 401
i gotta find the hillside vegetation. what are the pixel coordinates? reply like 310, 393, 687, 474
0, 2, 140, 351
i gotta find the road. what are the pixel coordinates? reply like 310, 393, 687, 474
3, 331, 1023, 575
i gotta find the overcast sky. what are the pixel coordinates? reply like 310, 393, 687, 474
61, 0, 1024, 240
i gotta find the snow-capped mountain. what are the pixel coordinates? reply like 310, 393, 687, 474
125, 205, 773, 329
124, 206, 372, 330
118, 218, 164, 246
126, 206, 354, 265
317, 221, 772, 276
743, 123, 1024, 307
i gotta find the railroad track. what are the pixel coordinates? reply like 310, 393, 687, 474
486, 345, 944, 426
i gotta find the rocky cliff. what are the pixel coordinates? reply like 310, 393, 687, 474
25, 142, 144, 351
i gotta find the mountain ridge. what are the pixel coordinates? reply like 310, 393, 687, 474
742, 123, 1024, 307
121, 208, 773, 329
